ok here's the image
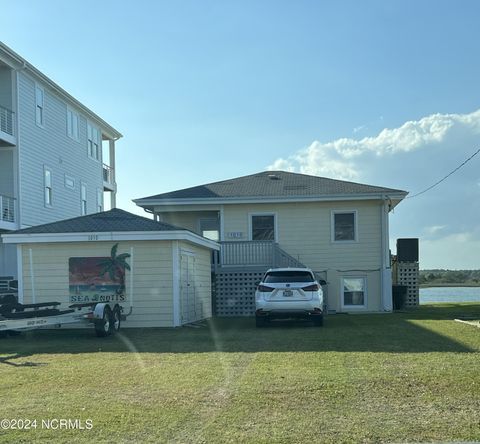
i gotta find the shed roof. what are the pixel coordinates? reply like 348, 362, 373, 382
8, 209, 185, 234
134, 171, 407, 205
2, 209, 220, 250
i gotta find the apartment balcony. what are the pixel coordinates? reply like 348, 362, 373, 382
103, 163, 116, 192
0, 194, 16, 230
213, 241, 305, 271
0, 105, 15, 146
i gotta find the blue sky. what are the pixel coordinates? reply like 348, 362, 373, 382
2, 0, 480, 268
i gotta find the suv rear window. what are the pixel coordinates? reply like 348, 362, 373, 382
263, 271, 314, 283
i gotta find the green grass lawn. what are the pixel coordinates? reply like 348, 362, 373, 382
1, 304, 479, 443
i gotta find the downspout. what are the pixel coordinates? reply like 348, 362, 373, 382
28, 248, 35, 304
380, 196, 393, 311
14, 64, 26, 230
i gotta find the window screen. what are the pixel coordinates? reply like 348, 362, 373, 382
251, 215, 275, 241
343, 278, 365, 306
334, 212, 355, 241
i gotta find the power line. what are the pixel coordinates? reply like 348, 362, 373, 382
406, 147, 480, 199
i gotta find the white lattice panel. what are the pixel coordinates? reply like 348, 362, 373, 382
214, 271, 265, 316
397, 262, 419, 306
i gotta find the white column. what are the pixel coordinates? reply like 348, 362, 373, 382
109, 139, 116, 208
381, 199, 393, 311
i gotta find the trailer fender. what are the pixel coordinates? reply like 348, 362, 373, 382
93, 303, 110, 320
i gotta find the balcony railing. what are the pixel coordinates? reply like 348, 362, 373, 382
0, 105, 14, 136
103, 163, 114, 186
0, 194, 15, 224
214, 241, 305, 270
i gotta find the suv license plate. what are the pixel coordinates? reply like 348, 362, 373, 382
283, 290, 293, 297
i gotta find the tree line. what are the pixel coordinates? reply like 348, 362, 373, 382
419, 269, 480, 286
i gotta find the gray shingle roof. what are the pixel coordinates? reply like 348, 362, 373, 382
136, 171, 407, 202
10, 208, 186, 234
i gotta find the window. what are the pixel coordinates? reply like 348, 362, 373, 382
96, 189, 103, 212
67, 107, 79, 140
342, 277, 366, 308
87, 123, 100, 160
44, 167, 52, 206
199, 218, 220, 241
263, 270, 314, 283
81, 183, 87, 215
35, 85, 44, 127
332, 211, 357, 242
251, 214, 276, 241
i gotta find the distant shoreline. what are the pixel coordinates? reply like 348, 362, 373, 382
420, 283, 480, 288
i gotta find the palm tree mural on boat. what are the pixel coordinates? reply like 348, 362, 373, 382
98, 243, 131, 294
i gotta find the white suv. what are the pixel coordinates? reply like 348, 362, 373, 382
255, 268, 325, 327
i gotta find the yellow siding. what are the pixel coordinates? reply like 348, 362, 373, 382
160, 211, 219, 235
222, 200, 384, 312
21, 241, 175, 327
150, 200, 386, 312
223, 201, 380, 267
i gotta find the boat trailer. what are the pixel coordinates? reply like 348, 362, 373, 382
0, 294, 125, 337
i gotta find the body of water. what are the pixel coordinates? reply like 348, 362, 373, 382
420, 287, 480, 304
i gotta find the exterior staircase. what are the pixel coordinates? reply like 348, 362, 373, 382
212, 242, 306, 316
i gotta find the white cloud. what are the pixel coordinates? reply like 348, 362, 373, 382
420, 232, 480, 269
353, 125, 366, 134
424, 225, 447, 236
267, 109, 480, 180
267, 109, 480, 268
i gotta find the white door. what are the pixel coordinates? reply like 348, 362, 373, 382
180, 253, 196, 324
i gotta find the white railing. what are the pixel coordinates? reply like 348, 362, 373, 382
0, 105, 14, 136
215, 241, 305, 269
103, 163, 114, 185
0, 194, 15, 223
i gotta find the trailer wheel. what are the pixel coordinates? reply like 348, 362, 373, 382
111, 305, 121, 333
94, 306, 113, 337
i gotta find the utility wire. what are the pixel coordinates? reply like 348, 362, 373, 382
406, 147, 480, 199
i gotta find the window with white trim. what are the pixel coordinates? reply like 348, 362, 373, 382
251, 214, 275, 241
332, 211, 357, 242
342, 277, 366, 308
81, 183, 87, 215
87, 123, 100, 160
96, 189, 103, 212
44, 167, 52, 206
35, 85, 44, 127
67, 107, 79, 140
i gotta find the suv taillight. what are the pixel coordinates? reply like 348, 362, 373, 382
302, 284, 319, 291
258, 285, 274, 292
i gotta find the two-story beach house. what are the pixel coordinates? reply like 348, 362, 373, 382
0, 42, 122, 278
134, 171, 408, 314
